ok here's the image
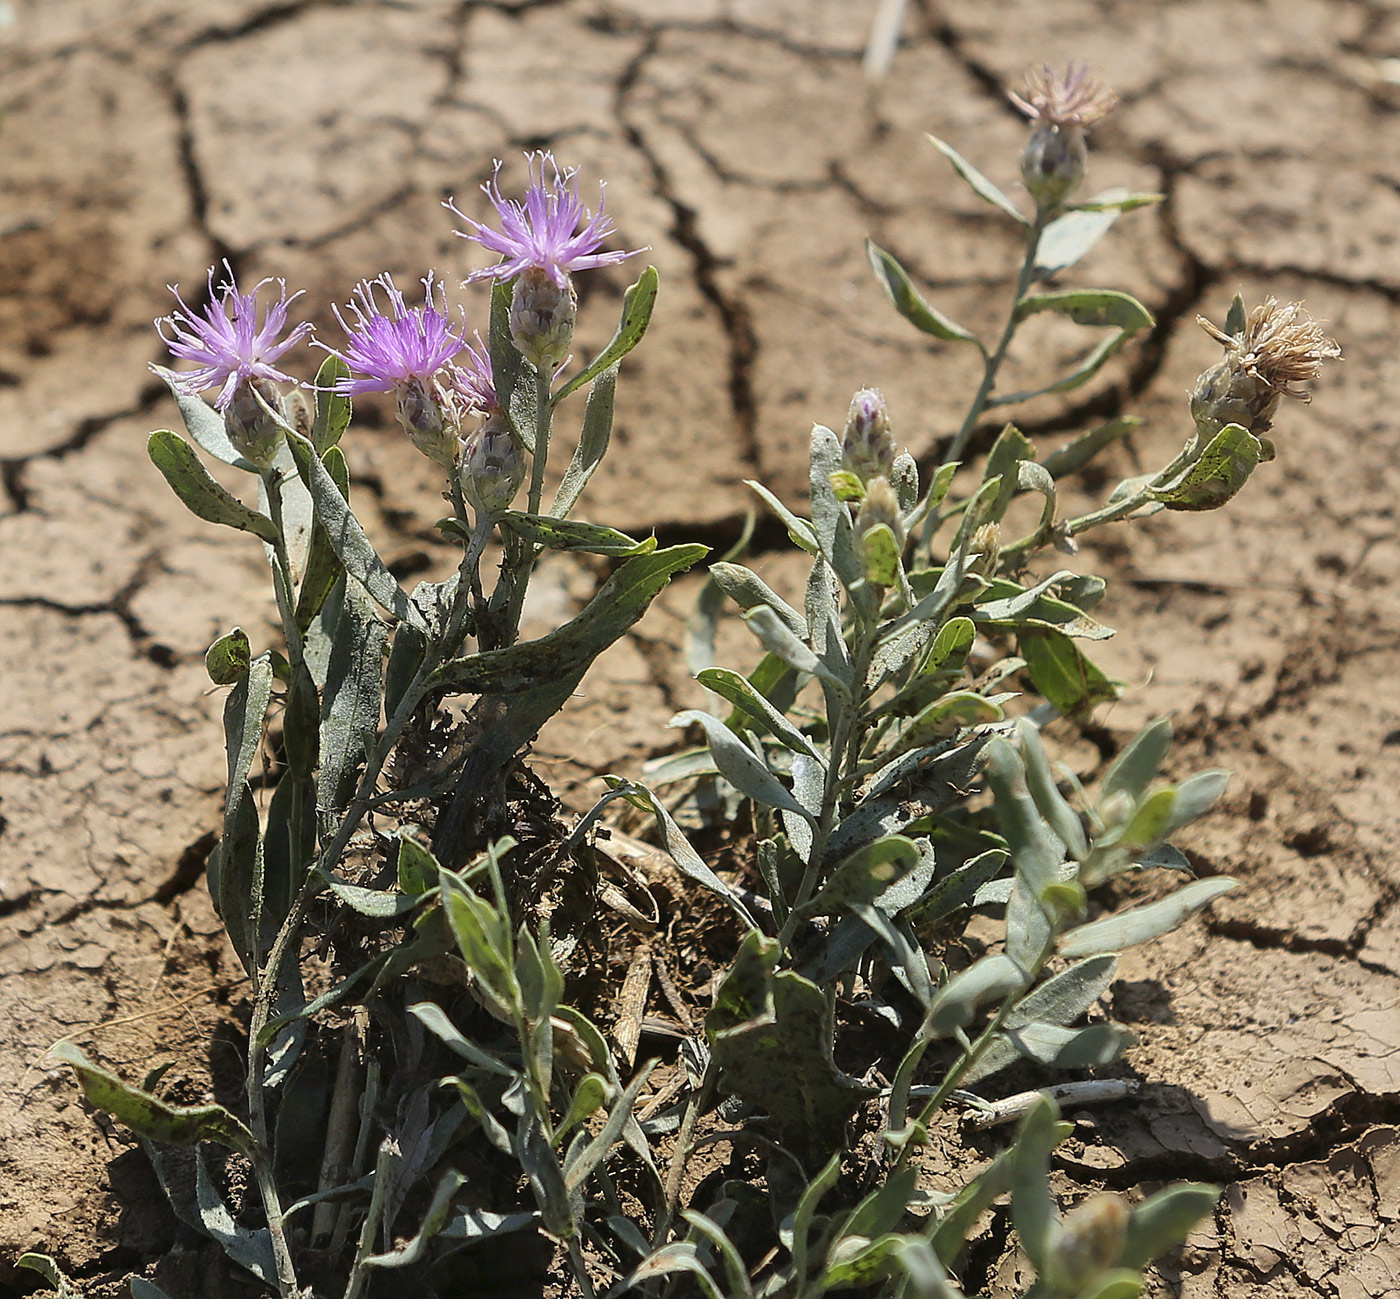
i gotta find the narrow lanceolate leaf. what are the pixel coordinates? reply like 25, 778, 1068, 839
554, 265, 659, 404
866, 239, 983, 349
1059, 877, 1239, 957
310, 354, 352, 454
1014, 289, 1154, 333
148, 431, 279, 542
1042, 417, 1139, 479
695, 666, 824, 763
50, 1041, 255, 1156
926, 133, 1028, 225
551, 364, 615, 519
1035, 204, 1122, 277
489, 276, 538, 451
318, 580, 387, 814
708, 561, 808, 638
431, 544, 707, 694
496, 511, 651, 556
151, 365, 253, 469
671, 709, 815, 821
294, 443, 350, 633
283, 429, 426, 631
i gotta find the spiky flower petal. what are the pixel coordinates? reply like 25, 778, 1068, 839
320, 272, 465, 396
155, 262, 312, 411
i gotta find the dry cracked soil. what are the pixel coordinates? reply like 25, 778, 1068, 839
1, 1, 1398, 1296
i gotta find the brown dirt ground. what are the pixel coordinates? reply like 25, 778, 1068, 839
1, 0, 1398, 1295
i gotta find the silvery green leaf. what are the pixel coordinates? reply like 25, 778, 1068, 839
1035, 202, 1122, 276
1010, 1098, 1064, 1274
551, 364, 615, 518
496, 511, 649, 556
983, 737, 1066, 900
439, 1208, 539, 1242
129, 1279, 174, 1299
1017, 459, 1058, 543
709, 561, 807, 638
1007, 1020, 1134, 1069
150, 365, 254, 469
17, 1254, 81, 1299
1121, 1184, 1221, 1270
922, 952, 1027, 1040
983, 424, 1035, 522
147, 431, 279, 542
1016, 717, 1089, 861
553, 265, 658, 404
641, 745, 718, 787
858, 906, 936, 1007
802, 835, 921, 917
809, 424, 865, 597
860, 729, 989, 805
783, 752, 825, 857
1135, 842, 1192, 872
260, 437, 313, 583
891, 450, 919, 512
364, 1169, 466, 1268
741, 607, 823, 682
383, 621, 426, 722
432, 545, 707, 694
310, 353, 352, 454
1069, 189, 1163, 213
1014, 288, 1154, 332
293, 444, 349, 633
1059, 877, 1238, 957
881, 692, 1004, 764
930, 1144, 1016, 1265
960, 953, 1118, 1085
1154, 423, 1263, 511
563, 1060, 655, 1193
195, 1150, 277, 1281
680, 1210, 756, 1299
908, 848, 1008, 927
324, 876, 417, 918
1042, 417, 1139, 480
988, 329, 1132, 407
672, 710, 815, 822
1005, 874, 1059, 969
1165, 769, 1230, 832
1102, 718, 1172, 803
866, 238, 984, 348
926, 133, 1028, 225
747, 479, 819, 553
318, 580, 386, 815
223, 651, 272, 811
628, 1243, 725, 1298
283, 429, 426, 631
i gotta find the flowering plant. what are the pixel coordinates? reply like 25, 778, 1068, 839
41, 67, 1338, 1299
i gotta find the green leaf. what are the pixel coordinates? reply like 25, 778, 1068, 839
150, 365, 254, 469
408, 1001, 514, 1076
1154, 423, 1263, 511
494, 511, 651, 556
129, 1279, 174, 1299
1223, 292, 1247, 338
989, 329, 1133, 406
50, 1041, 255, 1156
554, 265, 658, 404
926, 133, 1028, 225
1069, 190, 1163, 214
283, 429, 426, 630
325, 876, 418, 918
930, 1145, 1016, 1265
983, 737, 1066, 901
746, 478, 820, 554
1059, 877, 1239, 957
317, 580, 387, 815
1016, 717, 1089, 861
1166, 769, 1230, 833
708, 561, 808, 639
17, 1253, 81, 1299
1019, 625, 1121, 718
1008, 1020, 1136, 1068
922, 952, 1027, 1040
672, 709, 815, 821
1120, 1184, 1220, 1269
1035, 203, 1122, 276
205, 627, 251, 685
293, 443, 350, 633
804, 835, 922, 916
883, 692, 1004, 763
282, 665, 319, 779
147, 431, 279, 541
1102, 717, 1172, 803
1015, 289, 1154, 332
488, 277, 539, 451
695, 666, 824, 762
562, 1061, 655, 1193
1042, 417, 1139, 479
859, 521, 902, 588
431, 544, 707, 694
866, 239, 983, 348
551, 364, 615, 519
397, 835, 440, 895
1011, 1098, 1064, 1273
363, 1169, 467, 1269
310, 354, 352, 454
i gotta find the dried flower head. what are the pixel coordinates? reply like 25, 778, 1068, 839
156, 262, 312, 411
446, 152, 644, 289
1191, 297, 1340, 440
1009, 61, 1118, 129
321, 272, 465, 397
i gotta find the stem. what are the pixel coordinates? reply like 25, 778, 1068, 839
943, 212, 1047, 470
251, 1149, 301, 1296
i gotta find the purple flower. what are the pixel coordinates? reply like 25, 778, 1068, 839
320, 272, 466, 396
156, 262, 312, 410
450, 333, 499, 413
446, 152, 644, 288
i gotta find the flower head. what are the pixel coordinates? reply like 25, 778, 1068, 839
1191, 297, 1340, 441
1009, 62, 1117, 129
321, 272, 465, 396
449, 333, 499, 413
156, 262, 312, 410
447, 152, 644, 288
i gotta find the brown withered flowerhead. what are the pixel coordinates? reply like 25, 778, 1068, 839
1009, 61, 1118, 129
1010, 62, 1118, 212
1191, 297, 1341, 442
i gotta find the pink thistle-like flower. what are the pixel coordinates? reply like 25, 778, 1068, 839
319, 272, 466, 396
1009, 61, 1118, 129
449, 333, 499, 413
446, 152, 643, 288
156, 262, 312, 410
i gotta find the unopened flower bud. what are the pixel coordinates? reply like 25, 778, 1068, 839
1009, 62, 1116, 214
460, 411, 524, 517
1190, 297, 1340, 443
224, 377, 286, 468
396, 374, 460, 469
967, 521, 1002, 577
1045, 1195, 1128, 1294
510, 266, 576, 371
855, 476, 905, 549
842, 388, 896, 482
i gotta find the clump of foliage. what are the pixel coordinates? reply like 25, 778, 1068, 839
39, 63, 1337, 1299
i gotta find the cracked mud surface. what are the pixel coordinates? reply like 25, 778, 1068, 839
1, 1, 1397, 1294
